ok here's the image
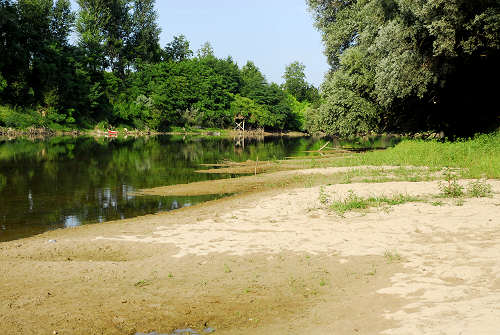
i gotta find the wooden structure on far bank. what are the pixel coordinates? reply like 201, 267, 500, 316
234, 114, 245, 132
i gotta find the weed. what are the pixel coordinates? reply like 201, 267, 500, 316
431, 200, 444, 206
330, 190, 368, 216
341, 172, 353, 184
439, 168, 464, 197
330, 191, 420, 216
168, 273, 174, 278
466, 179, 493, 197
454, 199, 465, 206
319, 186, 330, 205
384, 250, 402, 263
319, 279, 327, 287
304, 175, 314, 188
368, 193, 420, 206
224, 263, 232, 273
134, 279, 152, 287
365, 265, 377, 276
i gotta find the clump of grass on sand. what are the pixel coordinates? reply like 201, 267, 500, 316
466, 179, 493, 198
384, 250, 402, 263
325, 190, 420, 217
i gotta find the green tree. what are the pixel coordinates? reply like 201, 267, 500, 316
129, 0, 162, 65
282, 61, 319, 102
282, 61, 307, 101
164, 35, 193, 62
240, 61, 268, 102
307, 0, 500, 136
197, 41, 215, 59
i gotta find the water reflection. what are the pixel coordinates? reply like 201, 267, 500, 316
0, 134, 401, 242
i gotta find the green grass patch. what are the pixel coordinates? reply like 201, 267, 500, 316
323, 132, 500, 178
328, 190, 420, 216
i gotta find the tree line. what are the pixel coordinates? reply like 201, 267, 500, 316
0, 0, 319, 132
306, 0, 499, 137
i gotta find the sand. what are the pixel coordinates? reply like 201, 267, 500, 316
1, 168, 499, 334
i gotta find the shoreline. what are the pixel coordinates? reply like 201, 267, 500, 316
0, 127, 309, 140
1, 167, 499, 334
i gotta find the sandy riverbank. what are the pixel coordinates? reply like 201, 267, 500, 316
1, 168, 499, 334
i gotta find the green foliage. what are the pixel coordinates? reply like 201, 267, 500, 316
439, 168, 465, 198
306, 47, 380, 136
164, 35, 193, 61
466, 179, 493, 198
329, 190, 420, 216
328, 132, 500, 179
0, 0, 305, 132
197, 41, 215, 59
308, 0, 500, 136
330, 190, 369, 216
0, 73, 6, 93
282, 61, 319, 103
0, 105, 45, 129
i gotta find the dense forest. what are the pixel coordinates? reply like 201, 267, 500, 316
0, 0, 319, 132
306, 0, 500, 137
1, 0, 498, 136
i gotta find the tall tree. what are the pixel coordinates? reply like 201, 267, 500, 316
164, 35, 193, 62
51, 0, 74, 46
76, 0, 109, 73
129, 0, 161, 65
240, 61, 267, 103
307, 0, 500, 136
282, 61, 319, 102
197, 41, 215, 59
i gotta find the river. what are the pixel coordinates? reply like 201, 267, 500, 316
0, 134, 400, 241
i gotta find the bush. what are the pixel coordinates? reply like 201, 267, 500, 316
466, 179, 493, 198
0, 105, 46, 129
439, 168, 464, 197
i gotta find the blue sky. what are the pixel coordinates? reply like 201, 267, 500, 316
70, 0, 329, 87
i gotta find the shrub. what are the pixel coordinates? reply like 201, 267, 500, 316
466, 179, 493, 198
438, 168, 464, 197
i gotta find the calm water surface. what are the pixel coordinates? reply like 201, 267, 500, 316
0, 134, 400, 242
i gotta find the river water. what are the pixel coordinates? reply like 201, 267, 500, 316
0, 134, 400, 242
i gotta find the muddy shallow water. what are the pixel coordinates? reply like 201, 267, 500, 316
0, 134, 401, 242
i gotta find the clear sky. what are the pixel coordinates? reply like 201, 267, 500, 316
70, 0, 329, 87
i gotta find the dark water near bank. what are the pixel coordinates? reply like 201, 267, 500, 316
0, 134, 401, 242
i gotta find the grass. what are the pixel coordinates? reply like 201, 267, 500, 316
321, 132, 500, 179
384, 250, 402, 263
328, 190, 421, 216
438, 168, 464, 197
330, 190, 369, 216
466, 179, 493, 197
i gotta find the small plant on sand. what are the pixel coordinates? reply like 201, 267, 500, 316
365, 265, 377, 276
330, 192, 420, 216
368, 193, 420, 206
330, 190, 369, 216
466, 179, 493, 198
431, 200, 444, 206
439, 168, 464, 197
384, 250, 402, 263
319, 186, 331, 205
224, 263, 232, 273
